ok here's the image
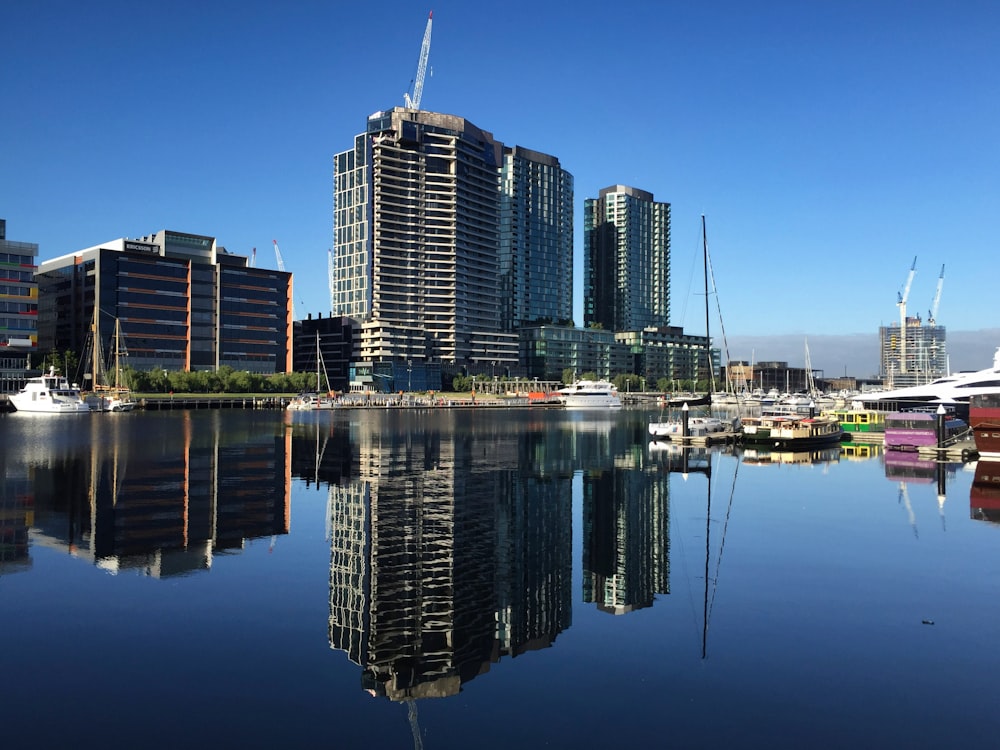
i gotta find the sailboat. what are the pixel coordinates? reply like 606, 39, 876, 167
85, 312, 137, 412
287, 332, 337, 410
650, 216, 732, 439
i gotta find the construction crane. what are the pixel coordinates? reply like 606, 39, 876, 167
273, 239, 305, 319
403, 11, 433, 109
273, 239, 286, 272
928, 264, 945, 326
896, 256, 916, 374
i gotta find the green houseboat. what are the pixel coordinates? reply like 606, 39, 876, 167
823, 409, 886, 433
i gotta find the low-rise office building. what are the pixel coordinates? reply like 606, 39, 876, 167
37, 230, 292, 375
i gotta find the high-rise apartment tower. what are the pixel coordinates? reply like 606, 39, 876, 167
584, 185, 670, 332
332, 108, 521, 373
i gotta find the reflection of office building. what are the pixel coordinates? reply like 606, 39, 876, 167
37, 230, 292, 374
0, 218, 39, 392
0, 461, 32, 574
25, 412, 290, 576
583, 467, 669, 614
328, 414, 572, 700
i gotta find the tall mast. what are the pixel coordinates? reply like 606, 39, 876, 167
702, 215, 712, 392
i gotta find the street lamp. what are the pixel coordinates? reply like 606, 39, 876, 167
407, 360, 412, 392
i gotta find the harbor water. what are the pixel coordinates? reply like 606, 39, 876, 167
2, 407, 998, 748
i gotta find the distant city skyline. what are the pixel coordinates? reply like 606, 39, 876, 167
3, 2, 997, 349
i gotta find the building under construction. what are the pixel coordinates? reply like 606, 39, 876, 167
879, 318, 947, 388
878, 260, 947, 387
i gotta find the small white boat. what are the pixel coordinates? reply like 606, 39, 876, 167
9, 367, 92, 414
554, 380, 622, 409
649, 415, 730, 439
286, 393, 337, 411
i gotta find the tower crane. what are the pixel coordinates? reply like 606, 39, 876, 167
273, 239, 286, 272
896, 256, 916, 375
928, 264, 945, 326
403, 11, 433, 109
273, 239, 305, 319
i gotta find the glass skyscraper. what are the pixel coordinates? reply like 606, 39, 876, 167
584, 185, 671, 332
499, 146, 574, 332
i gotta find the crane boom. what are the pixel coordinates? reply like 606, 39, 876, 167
896, 256, 916, 375
929, 264, 945, 326
403, 11, 433, 109
273, 239, 286, 272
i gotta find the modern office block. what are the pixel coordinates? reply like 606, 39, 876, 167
584, 185, 671, 332
37, 230, 292, 374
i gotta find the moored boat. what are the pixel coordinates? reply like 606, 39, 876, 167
741, 413, 843, 448
649, 414, 731, 439
823, 408, 886, 433
9, 367, 92, 414
554, 380, 622, 409
883, 411, 967, 452
969, 393, 1000, 460
851, 346, 1000, 421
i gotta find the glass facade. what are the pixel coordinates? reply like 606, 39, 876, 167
584, 185, 670, 332
0, 220, 39, 392
499, 147, 574, 332
37, 233, 292, 375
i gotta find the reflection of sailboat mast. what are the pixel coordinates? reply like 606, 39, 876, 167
701, 452, 740, 660
702, 459, 711, 660
407, 699, 423, 750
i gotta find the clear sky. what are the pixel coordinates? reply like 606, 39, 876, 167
3, 1, 997, 372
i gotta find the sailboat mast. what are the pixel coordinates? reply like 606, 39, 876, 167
113, 319, 122, 390
702, 215, 712, 392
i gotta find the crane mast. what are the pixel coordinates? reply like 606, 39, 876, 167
928, 264, 945, 326
273, 239, 286, 272
403, 11, 433, 109
896, 256, 916, 375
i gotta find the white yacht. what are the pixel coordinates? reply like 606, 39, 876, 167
9, 367, 92, 414
852, 346, 1000, 419
555, 380, 622, 409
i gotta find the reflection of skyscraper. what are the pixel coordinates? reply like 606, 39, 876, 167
495, 470, 573, 657
583, 466, 669, 614
327, 412, 573, 700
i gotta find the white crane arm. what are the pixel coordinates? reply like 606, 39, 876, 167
403, 12, 433, 109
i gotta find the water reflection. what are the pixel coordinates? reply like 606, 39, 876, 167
971, 461, 1000, 524
319, 409, 580, 701
0, 411, 290, 576
741, 445, 841, 467
883, 448, 961, 536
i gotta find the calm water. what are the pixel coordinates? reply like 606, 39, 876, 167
3, 407, 999, 749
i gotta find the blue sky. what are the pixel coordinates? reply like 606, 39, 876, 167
3, 1, 997, 373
